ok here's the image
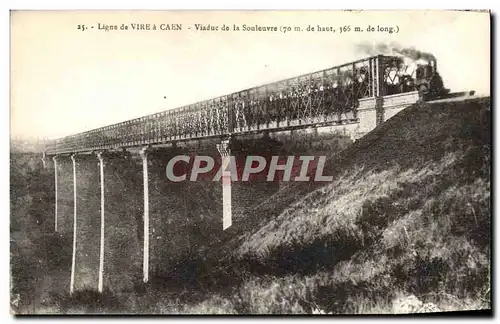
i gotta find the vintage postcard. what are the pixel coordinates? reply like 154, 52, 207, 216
10, 10, 491, 315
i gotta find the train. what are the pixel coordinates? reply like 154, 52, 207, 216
382, 56, 449, 99
248, 55, 450, 127
45, 54, 451, 154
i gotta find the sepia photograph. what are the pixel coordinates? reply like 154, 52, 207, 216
9, 9, 491, 315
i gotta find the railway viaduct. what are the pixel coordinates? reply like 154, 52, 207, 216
41, 55, 422, 294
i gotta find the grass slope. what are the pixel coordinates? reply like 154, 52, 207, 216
185, 97, 490, 314
218, 97, 491, 314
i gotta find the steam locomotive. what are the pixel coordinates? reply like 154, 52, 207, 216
383, 56, 449, 99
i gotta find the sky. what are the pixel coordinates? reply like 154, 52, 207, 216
10, 10, 490, 140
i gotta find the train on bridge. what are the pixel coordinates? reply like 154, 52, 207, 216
45, 54, 448, 155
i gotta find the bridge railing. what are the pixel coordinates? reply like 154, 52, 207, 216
46, 55, 422, 155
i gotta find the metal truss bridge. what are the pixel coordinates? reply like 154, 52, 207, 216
44, 55, 420, 155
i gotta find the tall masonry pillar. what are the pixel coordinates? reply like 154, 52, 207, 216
70, 154, 78, 295
96, 152, 106, 293
139, 147, 150, 283
53, 156, 58, 232
216, 140, 232, 230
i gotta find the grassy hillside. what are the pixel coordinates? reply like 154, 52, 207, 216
11, 97, 491, 314
237, 97, 490, 255
196, 97, 491, 314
